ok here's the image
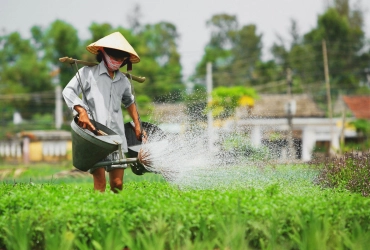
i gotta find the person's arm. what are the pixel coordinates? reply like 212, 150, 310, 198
62, 67, 90, 114
63, 67, 102, 135
126, 103, 146, 141
121, 76, 147, 141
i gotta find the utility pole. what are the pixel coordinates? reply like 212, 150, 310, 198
287, 68, 292, 95
206, 62, 214, 152
286, 68, 295, 159
322, 39, 334, 153
55, 85, 63, 129
365, 68, 370, 88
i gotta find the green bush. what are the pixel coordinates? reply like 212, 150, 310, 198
222, 133, 270, 161
206, 86, 258, 119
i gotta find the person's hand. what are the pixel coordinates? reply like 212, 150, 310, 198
134, 127, 147, 142
74, 106, 97, 133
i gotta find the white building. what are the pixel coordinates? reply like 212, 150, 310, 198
227, 94, 357, 162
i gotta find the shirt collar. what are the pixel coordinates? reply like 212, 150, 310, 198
98, 60, 108, 76
98, 61, 121, 82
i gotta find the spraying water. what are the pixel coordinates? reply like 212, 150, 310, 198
139, 98, 316, 189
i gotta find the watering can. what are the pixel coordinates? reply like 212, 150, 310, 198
71, 117, 165, 175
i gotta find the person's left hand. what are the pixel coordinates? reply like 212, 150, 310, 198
135, 127, 147, 142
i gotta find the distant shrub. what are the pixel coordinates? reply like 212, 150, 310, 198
315, 152, 370, 196
221, 133, 270, 161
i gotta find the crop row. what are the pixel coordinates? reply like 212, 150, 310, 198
1, 178, 370, 249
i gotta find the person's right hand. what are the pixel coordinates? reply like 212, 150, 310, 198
74, 106, 96, 133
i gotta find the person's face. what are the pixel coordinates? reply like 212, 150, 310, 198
108, 54, 128, 62
105, 49, 128, 62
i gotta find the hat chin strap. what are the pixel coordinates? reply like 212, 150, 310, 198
127, 61, 132, 71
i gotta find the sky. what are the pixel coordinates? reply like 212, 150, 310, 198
1, 0, 369, 79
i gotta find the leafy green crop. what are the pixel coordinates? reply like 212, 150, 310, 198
0, 170, 369, 249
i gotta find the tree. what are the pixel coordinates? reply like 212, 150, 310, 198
88, 22, 114, 44
193, 14, 238, 87
271, 19, 301, 69
0, 32, 53, 120
43, 20, 82, 87
232, 24, 263, 85
270, 19, 313, 92
135, 22, 184, 101
193, 14, 263, 88
252, 60, 284, 90
207, 14, 238, 49
269, 0, 370, 105
304, 4, 365, 96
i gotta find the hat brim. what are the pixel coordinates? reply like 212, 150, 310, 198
86, 32, 140, 64
86, 45, 140, 64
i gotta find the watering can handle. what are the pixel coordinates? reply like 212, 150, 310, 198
93, 158, 140, 168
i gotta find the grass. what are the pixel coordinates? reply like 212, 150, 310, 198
0, 162, 165, 184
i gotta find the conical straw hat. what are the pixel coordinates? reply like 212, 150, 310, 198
86, 32, 140, 63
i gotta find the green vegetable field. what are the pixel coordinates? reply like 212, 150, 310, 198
0, 160, 370, 250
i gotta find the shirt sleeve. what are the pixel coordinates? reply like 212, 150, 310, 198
62, 67, 90, 113
121, 77, 135, 108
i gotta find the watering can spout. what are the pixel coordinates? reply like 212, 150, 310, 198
138, 148, 152, 167
127, 146, 152, 175
91, 146, 152, 175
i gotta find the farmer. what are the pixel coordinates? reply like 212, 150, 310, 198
62, 32, 143, 192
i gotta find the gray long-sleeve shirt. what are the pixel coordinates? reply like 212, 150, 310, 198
62, 61, 134, 152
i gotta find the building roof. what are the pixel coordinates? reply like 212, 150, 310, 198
237, 94, 325, 119
152, 94, 324, 122
342, 95, 370, 119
